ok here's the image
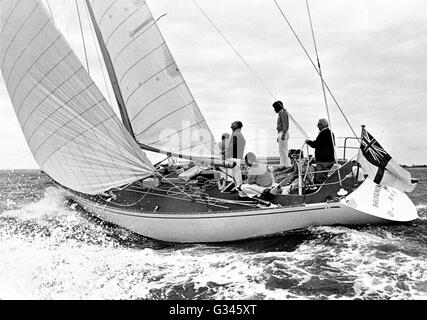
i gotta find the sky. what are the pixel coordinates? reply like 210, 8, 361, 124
1, 0, 426, 169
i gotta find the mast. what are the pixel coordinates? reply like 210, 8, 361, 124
84, 0, 136, 139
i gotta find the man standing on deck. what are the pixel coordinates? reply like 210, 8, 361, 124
224, 121, 246, 188
226, 121, 246, 161
305, 118, 336, 183
272, 101, 290, 170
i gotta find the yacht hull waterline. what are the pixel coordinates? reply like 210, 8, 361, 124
66, 178, 419, 243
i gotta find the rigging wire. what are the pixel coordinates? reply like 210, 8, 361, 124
62, 0, 71, 39
306, 0, 331, 129
75, 0, 90, 74
193, 1, 274, 99
82, 0, 114, 107
98, 181, 153, 208
273, 0, 359, 140
191, 0, 309, 140
305, 0, 343, 187
45, 0, 54, 18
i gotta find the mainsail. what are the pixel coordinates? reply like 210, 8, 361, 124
87, 0, 221, 160
0, 0, 155, 195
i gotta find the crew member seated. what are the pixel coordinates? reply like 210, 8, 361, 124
305, 118, 336, 183
272, 150, 315, 195
239, 152, 273, 198
273, 149, 299, 183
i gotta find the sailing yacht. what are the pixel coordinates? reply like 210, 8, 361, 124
0, 0, 419, 243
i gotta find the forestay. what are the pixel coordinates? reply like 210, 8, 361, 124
88, 0, 221, 160
0, 0, 155, 195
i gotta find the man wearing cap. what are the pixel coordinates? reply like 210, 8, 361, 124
272, 101, 290, 170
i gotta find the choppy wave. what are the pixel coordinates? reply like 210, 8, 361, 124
0, 173, 426, 300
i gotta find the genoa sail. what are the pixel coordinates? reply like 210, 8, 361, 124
87, 0, 221, 160
0, 0, 155, 195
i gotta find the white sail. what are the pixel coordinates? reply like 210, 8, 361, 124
88, 0, 221, 160
0, 0, 155, 195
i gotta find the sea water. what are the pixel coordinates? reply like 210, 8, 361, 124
0, 169, 426, 300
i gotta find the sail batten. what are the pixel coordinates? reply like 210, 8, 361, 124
23, 74, 93, 134
111, 19, 157, 65
1, 0, 155, 195
118, 41, 166, 84
4, 19, 51, 85
124, 61, 176, 104
16, 48, 74, 114
130, 81, 187, 122
104, 4, 145, 45
89, 0, 221, 159
137, 101, 195, 136
0, 1, 40, 67
12, 36, 64, 105
97, 0, 118, 27
39, 113, 114, 166
0, 0, 20, 35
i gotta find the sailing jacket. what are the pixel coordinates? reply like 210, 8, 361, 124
247, 163, 273, 187
306, 128, 335, 163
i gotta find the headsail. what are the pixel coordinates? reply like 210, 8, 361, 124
87, 0, 221, 160
0, 0, 155, 195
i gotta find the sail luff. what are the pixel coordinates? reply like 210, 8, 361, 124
84, 0, 135, 139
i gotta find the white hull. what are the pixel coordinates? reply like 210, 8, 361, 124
69, 196, 382, 243
67, 179, 418, 243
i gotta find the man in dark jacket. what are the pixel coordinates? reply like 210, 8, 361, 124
305, 118, 336, 183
